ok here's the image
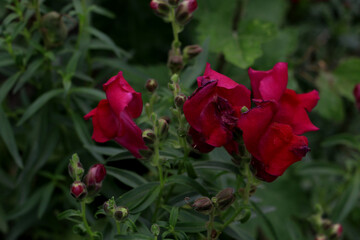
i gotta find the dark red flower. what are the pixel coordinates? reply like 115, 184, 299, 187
354, 83, 360, 111
239, 63, 318, 182
183, 63, 251, 151
70, 181, 87, 200
84, 72, 147, 158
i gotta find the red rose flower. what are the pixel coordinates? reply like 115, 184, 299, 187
239, 63, 319, 182
354, 83, 360, 111
183, 63, 251, 152
84, 72, 147, 158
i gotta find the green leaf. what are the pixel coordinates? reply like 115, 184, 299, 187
333, 57, 360, 101
116, 182, 159, 208
71, 87, 106, 101
0, 205, 8, 233
295, 162, 347, 176
114, 234, 153, 240
0, 168, 15, 189
332, 169, 360, 222
107, 166, 148, 188
57, 209, 82, 221
89, 5, 115, 18
66, 51, 82, 77
166, 175, 208, 196
130, 186, 161, 213
315, 72, 344, 123
0, 106, 23, 168
252, 201, 278, 240
322, 133, 360, 151
13, 58, 44, 93
193, 161, 240, 175
37, 182, 56, 219
17, 89, 64, 125
169, 207, 179, 228
84, 145, 126, 156
0, 72, 21, 103
106, 151, 136, 162
175, 222, 206, 233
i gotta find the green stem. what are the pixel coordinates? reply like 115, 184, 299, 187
116, 221, 121, 235
170, 8, 180, 50
81, 201, 94, 240
207, 211, 215, 240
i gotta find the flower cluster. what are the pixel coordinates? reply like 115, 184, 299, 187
185, 62, 319, 182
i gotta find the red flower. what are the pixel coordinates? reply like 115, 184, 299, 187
239, 63, 319, 182
354, 83, 360, 111
84, 72, 147, 158
183, 63, 251, 151
84, 164, 106, 185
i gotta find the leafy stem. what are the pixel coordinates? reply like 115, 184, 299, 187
207, 210, 216, 240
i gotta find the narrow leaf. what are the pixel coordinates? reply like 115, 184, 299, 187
107, 167, 148, 188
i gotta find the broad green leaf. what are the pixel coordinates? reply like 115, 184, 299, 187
37, 182, 56, 219
166, 175, 208, 196
89, 5, 115, 18
0, 72, 21, 103
13, 58, 44, 93
252, 201, 279, 240
315, 72, 344, 123
130, 186, 161, 213
244, 0, 288, 26
71, 87, 106, 101
332, 169, 360, 222
193, 161, 240, 175
333, 57, 360, 101
107, 166, 148, 188
0, 106, 23, 168
17, 89, 64, 125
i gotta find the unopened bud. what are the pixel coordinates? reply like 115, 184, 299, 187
329, 224, 342, 239
168, 0, 180, 6
103, 197, 116, 215
158, 118, 169, 139
215, 188, 235, 211
175, 94, 187, 108
145, 78, 158, 93
114, 206, 129, 222
70, 181, 87, 200
151, 224, 160, 236
142, 129, 156, 145
84, 164, 106, 195
68, 153, 84, 180
192, 197, 213, 215
241, 106, 249, 113
183, 45, 202, 60
175, 0, 198, 25
322, 219, 332, 230
168, 55, 184, 74
150, 0, 171, 18
41, 11, 67, 47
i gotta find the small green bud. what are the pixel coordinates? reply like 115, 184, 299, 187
103, 197, 116, 215
192, 197, 213, 215
142, 129, 156, 145
158, 118, 169, 139
145, 78, 158, 93
68, 153, 84, 180
114, 206, 129, 222
168, 51, 184, 74
241, 106, 249, 113
151, 224, 160, 236
175, 94, 187, 108
215, 188, 235, 211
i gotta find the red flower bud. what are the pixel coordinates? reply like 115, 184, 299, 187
70, 181, 87, 200
353, 83, 360, 111
145, 78, 158, 93
175, 0, 198, 25
330, 224, 343, 239
84, 164, 106, 195
150, 0, 171, 17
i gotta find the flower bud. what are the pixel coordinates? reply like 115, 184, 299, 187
139, 149, 154, 159
241, 106, 249, 113
329, 224, 342, 239
215, 188, 235, 211
353, 83, 360, 111
192, 197, 213, 215
103, 197, 116, 215
175, 94, 187, 108
68, 154, 84, 180
41, 11, 68, 48
142, 129, 156, 145
183, 45, 202, 60
84, 164, 106, 195
145, 78, 158, 93
70, 181, 87, 200
175, 0, 198, 25
114, 206, 129, 222
150, 0, 171, 18
315, 235, 327, 240
151, 224, 160, 236
158, 118, 169, 139
168, 54, 184, 74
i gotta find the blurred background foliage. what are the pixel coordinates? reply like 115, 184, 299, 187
0, 0, 360, 239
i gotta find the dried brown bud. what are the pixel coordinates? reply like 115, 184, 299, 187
142, 129, 156, 145
145, 78, 158, 92
183, 45, 202, 60
168, 55, 184, 74
215, 188, 235, 210
192, 197, 213, 215
175, 94, 187, 108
